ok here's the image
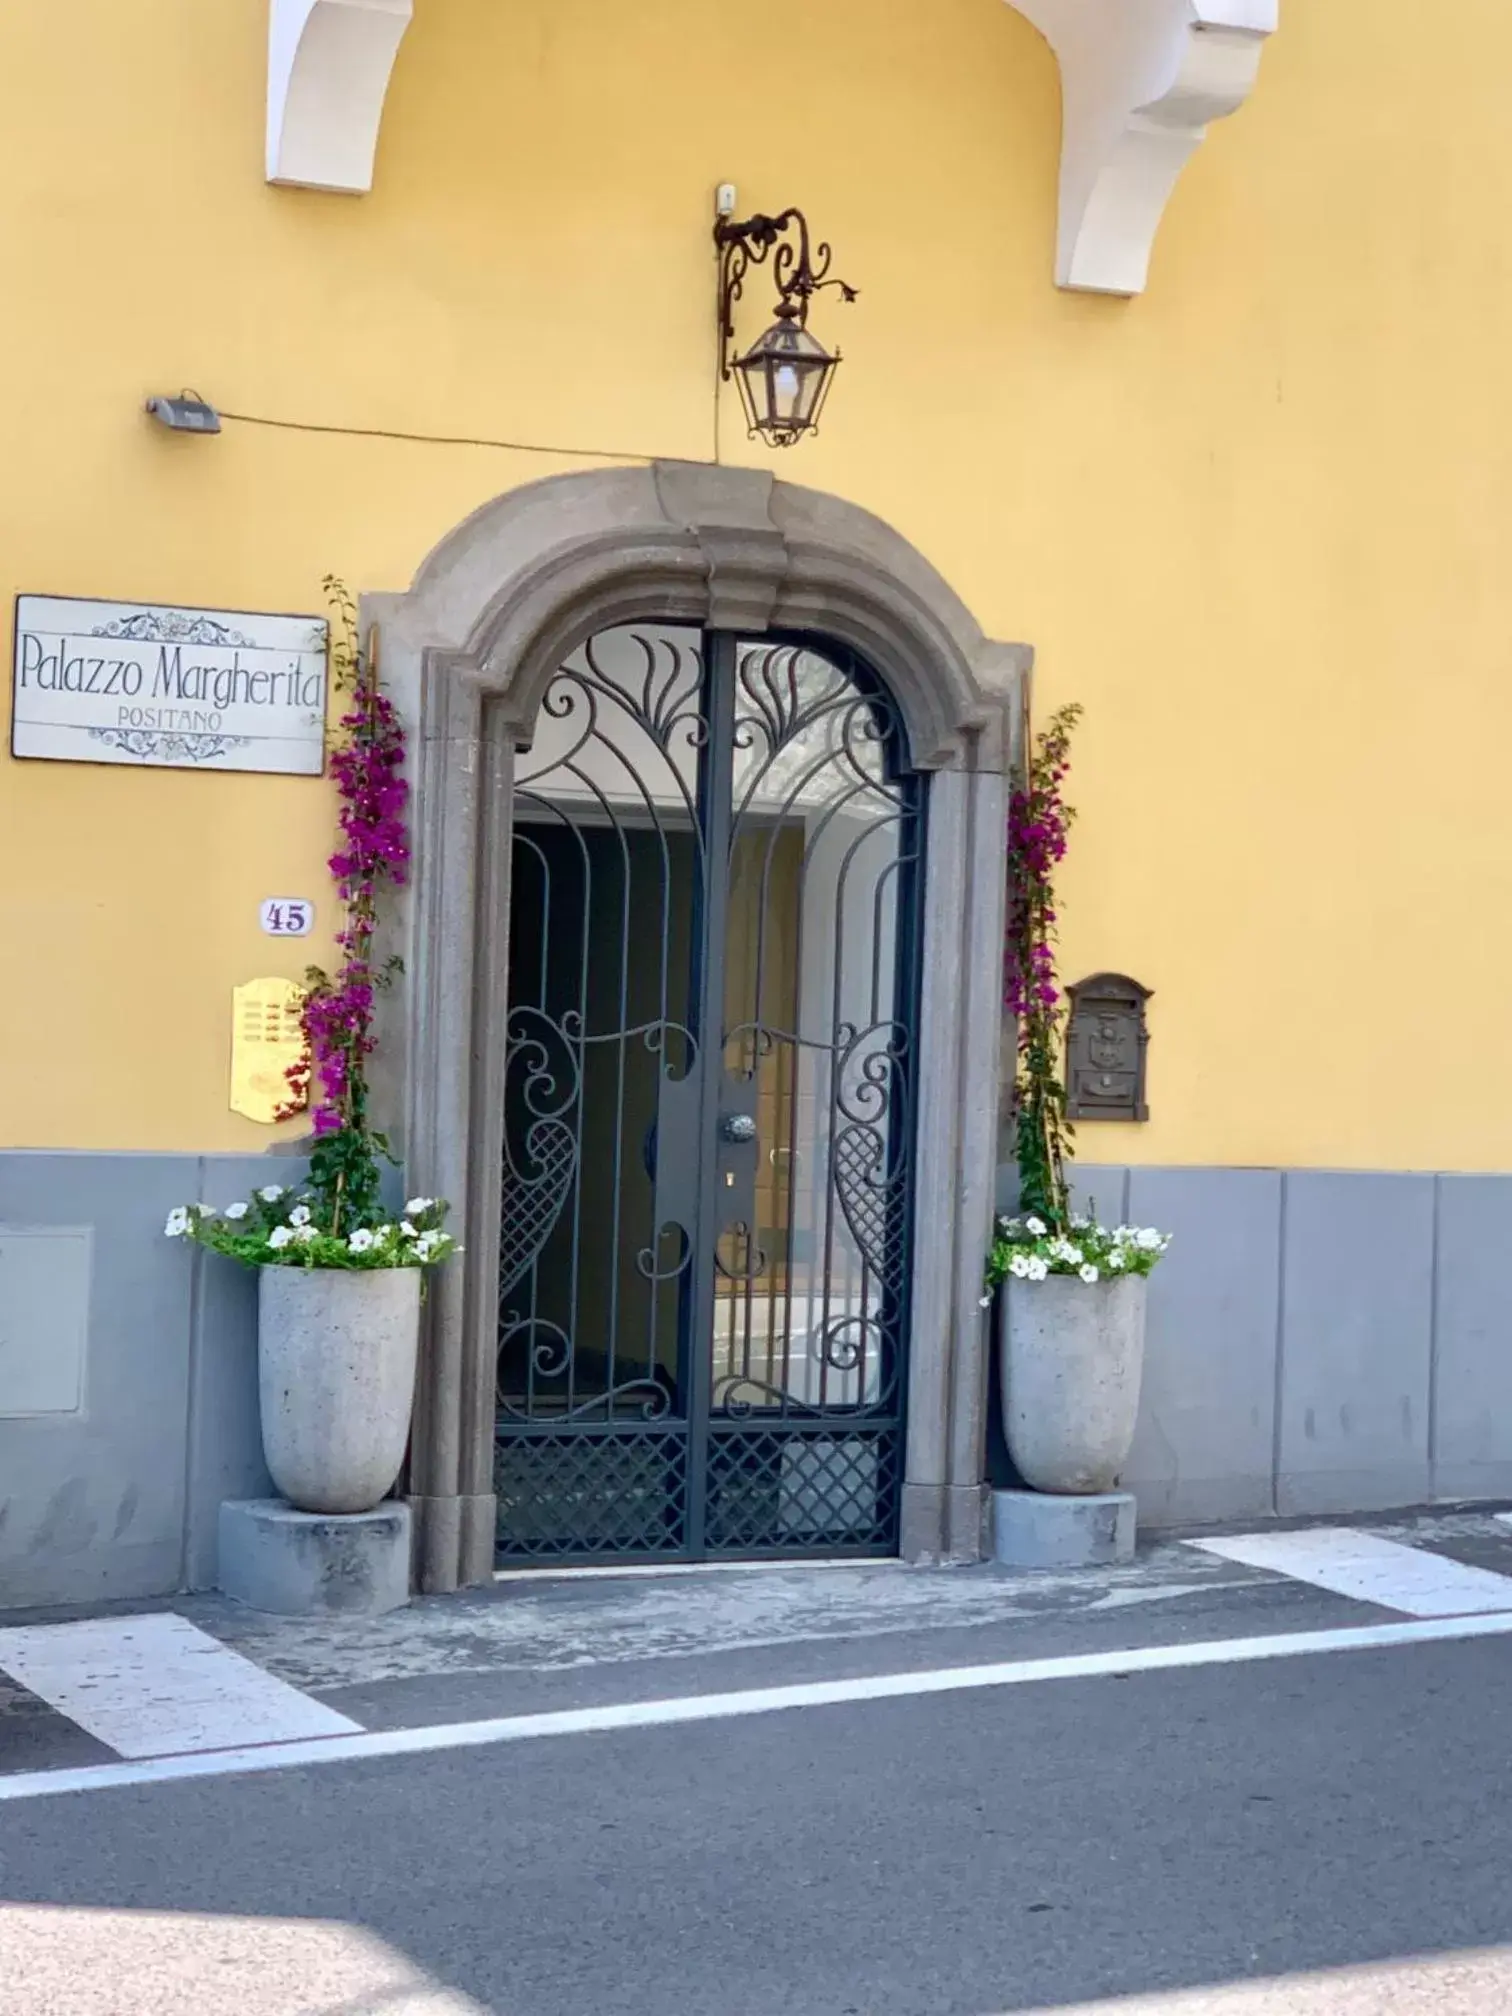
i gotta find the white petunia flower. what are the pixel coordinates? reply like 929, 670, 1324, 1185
1026, 1257, 1049, 1283
1009, 1254, 1032, 1280
1108, 1249, 1126, 1270
289, 1205, 312, 1228
404, 1198, 434, 1216
978, 1294, 993, 1309
348, 1229, 376, 1253
293, 1225, 318, 1244
1135, 1228, 1163, 1251
401, 1221, 418, 1238
223, 1202, 249, 1221
1025, 1216, 1047, 1237
267, 1226, 295, 1250
375, 1225, 395, 1241
259, 1186, 286, 1204
164, 1208, 191, 1238
1071, 1214, 1090, 1230
1080, 1264, 1100, 1284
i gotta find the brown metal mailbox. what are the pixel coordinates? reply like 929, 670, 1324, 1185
1066, 973, 1151, 1122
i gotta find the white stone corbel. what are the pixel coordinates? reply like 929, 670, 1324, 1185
1008, 0, 1278, 295
267, 0, 414, 193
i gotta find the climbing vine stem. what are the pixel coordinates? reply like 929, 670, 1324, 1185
1005, 702, 1082, 1236
276, 578, 409, 1236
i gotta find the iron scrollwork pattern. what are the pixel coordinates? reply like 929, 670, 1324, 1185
712, 643, 919, 1490
498, 629, 706, 1485
497, 624, 923, 1562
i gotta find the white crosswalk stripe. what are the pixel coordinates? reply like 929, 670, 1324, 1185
6, 1519, 1512, 1791
0, 1613, 360, 1759
1188, 1527, 1512, 1618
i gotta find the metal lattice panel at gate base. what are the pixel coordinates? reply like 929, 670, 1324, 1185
704, 1428, 900, 1554
495, 623, 923, 1564
495, 1431, 689, 1559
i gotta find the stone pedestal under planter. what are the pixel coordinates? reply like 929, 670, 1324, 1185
219, 1498, 412, 1616
995, 1271, 1148, 1567
992, 1487, 1136, 1568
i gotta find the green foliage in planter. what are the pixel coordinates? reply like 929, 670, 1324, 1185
165, 1188, 456, 1271
984, 1213, 1170, 1299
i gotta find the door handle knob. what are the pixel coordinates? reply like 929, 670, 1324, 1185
719, 1114, 758, 1144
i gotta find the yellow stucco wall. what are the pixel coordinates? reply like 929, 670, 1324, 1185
0, 0, 1507, 1170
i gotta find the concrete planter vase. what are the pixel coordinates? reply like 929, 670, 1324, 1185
258, 1266, 422, 1515
1002, 1274, 1147, 1495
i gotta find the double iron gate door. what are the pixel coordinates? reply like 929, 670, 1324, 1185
495, 624, 925, 1561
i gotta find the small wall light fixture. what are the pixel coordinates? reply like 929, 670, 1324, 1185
715, 202, 857, 447
145, 390, 222, 435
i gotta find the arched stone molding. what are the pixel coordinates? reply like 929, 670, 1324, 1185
1009, 0, 1278, 296
267, 0, 413, 193
367, 464, 1032, 1591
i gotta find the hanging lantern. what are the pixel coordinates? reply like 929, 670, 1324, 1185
716, 206, 857, 448
731, 311, 842, 448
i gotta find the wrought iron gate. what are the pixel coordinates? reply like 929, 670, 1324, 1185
495, 624, 924, 1561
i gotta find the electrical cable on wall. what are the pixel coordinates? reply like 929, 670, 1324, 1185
215, 406, 670, 465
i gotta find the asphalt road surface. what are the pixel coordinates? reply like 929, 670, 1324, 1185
4, 1520, 1512, 2013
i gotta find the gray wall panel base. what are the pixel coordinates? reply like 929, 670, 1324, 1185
1278, 1466, 1433, 1518
3, 1151, 1511, 1607
0, 1540, 185, 1613
1278, 1173, 1435, 1507
899, 1482, 989, 1564
1130, 1476, 1276, 1529
0, 1152, 292, 1615
185, 1157, 291, 1589
1432, 1176, 1512, 1491
1431, 1465, 1512, 1504
1008, 1163, 1512, 1538
992, 1489, 1135, 1568
0, 1155, 215, 1614
219, 1499, 412, 1617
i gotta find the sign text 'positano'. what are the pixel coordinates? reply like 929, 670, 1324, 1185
11, 595, 329, 775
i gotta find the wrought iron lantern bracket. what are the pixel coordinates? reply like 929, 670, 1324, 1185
714, 206, 858, 446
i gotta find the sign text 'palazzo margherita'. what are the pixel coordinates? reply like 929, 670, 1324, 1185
10, 594, 329, 775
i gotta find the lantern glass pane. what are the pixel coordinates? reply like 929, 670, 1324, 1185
734, 354, 764, 436
735, 353, 769, 435
772, 359, 804, 423
735, 321, 839, 443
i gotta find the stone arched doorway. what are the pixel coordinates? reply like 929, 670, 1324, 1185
369, 463, 1029, 1592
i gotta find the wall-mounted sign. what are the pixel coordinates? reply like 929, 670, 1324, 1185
11, 595, 328, 775
260, 898, 315, 938
230, 977, 309, 1125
